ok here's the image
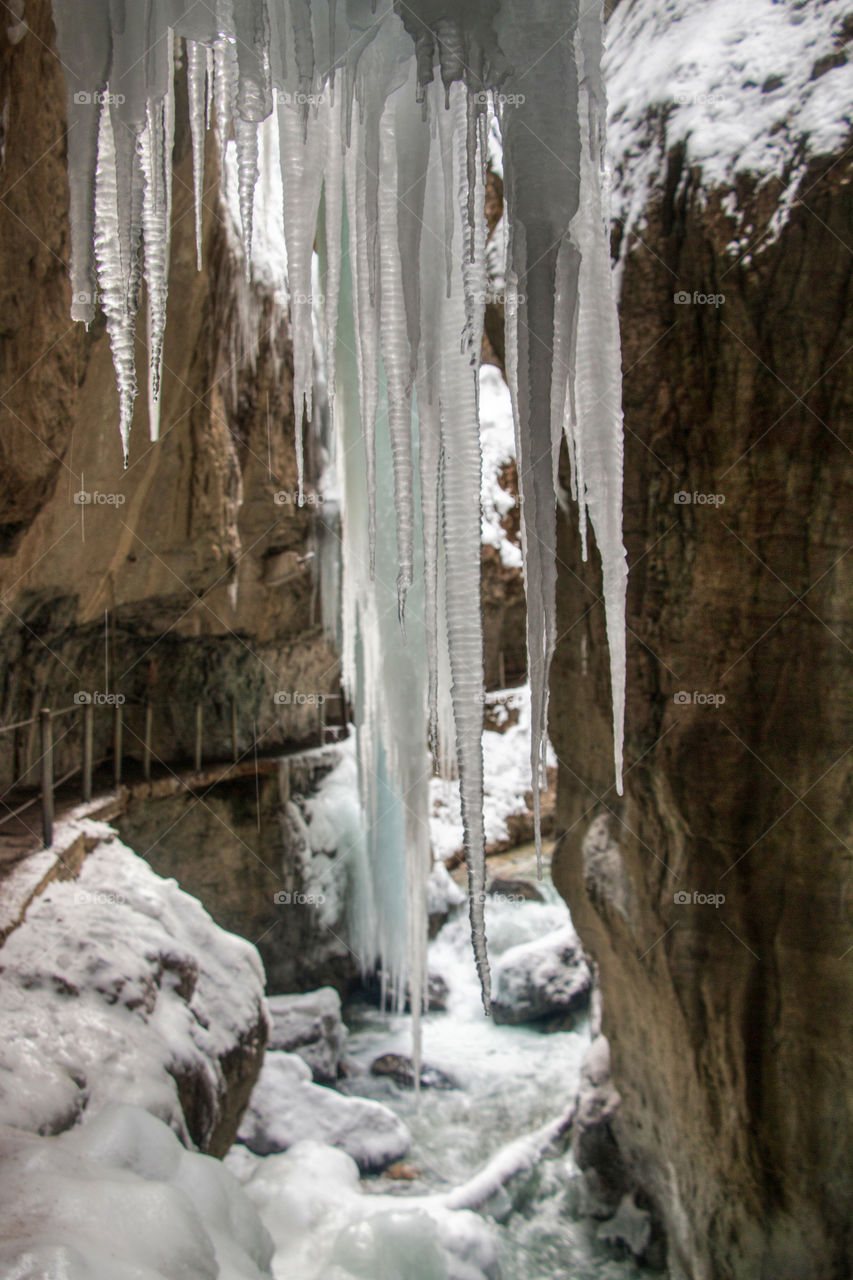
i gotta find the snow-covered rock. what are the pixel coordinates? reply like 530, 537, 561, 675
428, 859, 467, 935
0, 822, 266, 1153
237, 1052, 411, 1173
0, 1103, 274, 1280
490, 924, 592, 1026
266, 987, 346, 1083
606, 0, 853, 264
430, 684, 557, 864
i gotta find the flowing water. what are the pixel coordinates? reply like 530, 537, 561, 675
339, 879, 651, 1280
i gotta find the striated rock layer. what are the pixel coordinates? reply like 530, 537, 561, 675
551, 118, 853, 1280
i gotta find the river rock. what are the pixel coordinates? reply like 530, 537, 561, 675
237, 1051, 411, 1173
266, 987, 346, 1083
487, 876, 545, 903
370, 1053, 459, 1091
362, 968, 450, 1012
490, 924, 591, 1025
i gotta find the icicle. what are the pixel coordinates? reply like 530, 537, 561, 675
139, 36, 175, 444
187, 40, 208, 271
321, 98, 344, 434
94, 102, 137, 460
377, 108, 414, 627
50, 0, 628, 1003
344, 118, 379, 573
234, 114, 260, 272
571, 0, 628, 793
435, 83, 489, 1009
278, 99, 326, 500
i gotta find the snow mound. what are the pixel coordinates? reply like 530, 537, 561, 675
266, 987, 346, 1083
607, 0, 853, 256
0, 821, 266, 1149
237, 1051, 411, 1172
0, 1103, 274, 1280
491, 924, 592, 1026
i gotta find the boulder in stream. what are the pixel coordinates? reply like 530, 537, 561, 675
490, 923, 591, 1026
266, 987, 346, 1083
370, 1053, 459, 1091
237, 1051, 411, 1173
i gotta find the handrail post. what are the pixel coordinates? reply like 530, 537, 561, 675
194, 702, 203, 773
318, 697, 325, 745
40, 708, 53, 847
143, 702, 153, 781
82, 702, 94, 801
113, 703, 123, 788
231, 698, 238, 763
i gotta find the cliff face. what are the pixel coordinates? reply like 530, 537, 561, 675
551, 62, 853, 1280
0, 1, 337, 792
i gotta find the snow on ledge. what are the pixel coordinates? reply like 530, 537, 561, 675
606, 0, 853, 261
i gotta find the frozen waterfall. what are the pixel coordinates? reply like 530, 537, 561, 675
49, 0, 627, 1009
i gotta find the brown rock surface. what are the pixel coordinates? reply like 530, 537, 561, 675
551, 149, 853, 1278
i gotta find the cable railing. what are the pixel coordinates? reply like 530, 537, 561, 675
0, 691, 347, 849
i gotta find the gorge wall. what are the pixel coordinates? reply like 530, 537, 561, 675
551, 90, 853, 1280
0, 0, 338, 795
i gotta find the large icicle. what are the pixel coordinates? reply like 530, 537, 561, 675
434, 84, 489, 1008
50, 0, 628, 1013
278, 99, 326, 498
377, 109, 414, 625
571, 0, 628, 791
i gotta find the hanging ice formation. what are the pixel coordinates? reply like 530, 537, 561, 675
49, 0, 628, 1012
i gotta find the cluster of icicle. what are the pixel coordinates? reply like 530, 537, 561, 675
50, 0, 627, 1012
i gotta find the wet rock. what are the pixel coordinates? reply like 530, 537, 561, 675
237, 1051, 411, 1173
266, 987, 346, 1084
490, 924, 591, 1026
370, 1053, 459, 1091
361, 969, 449, 1012
487, 876, 545, 904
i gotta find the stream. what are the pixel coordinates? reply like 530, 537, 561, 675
230, 854, 653, 1280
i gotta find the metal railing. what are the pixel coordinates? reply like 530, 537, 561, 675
0, 691, 346, 849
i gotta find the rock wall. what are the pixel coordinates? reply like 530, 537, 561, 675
0, 1, 338, 794
551, 146, 853, 1277
116, 752, 361, 997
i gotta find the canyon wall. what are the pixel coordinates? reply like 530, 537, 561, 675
551, 131, 853, 1280
0, 0, 338, 796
